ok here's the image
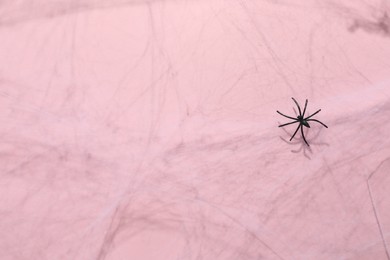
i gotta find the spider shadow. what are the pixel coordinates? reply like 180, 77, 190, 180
278, 119, 329, 160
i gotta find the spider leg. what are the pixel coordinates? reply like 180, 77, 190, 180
290, 124, 301, 141
278, 120, 299, 127
305, 109, 321, 119
291, 97, 302, 116
307, 119, 328, 128
302, 99, 308, 117
277, 110, 297, 120
301, 125, 310, 146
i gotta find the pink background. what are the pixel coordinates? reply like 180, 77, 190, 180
1, 0, 390, 259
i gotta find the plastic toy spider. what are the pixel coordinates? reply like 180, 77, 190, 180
277, 97, 328, 146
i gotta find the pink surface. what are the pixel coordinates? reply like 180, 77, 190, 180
1, 1, 390, 259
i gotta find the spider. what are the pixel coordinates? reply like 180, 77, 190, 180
277, 97, 328, 146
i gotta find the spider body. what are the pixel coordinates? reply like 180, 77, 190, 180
297, 115, 310, 128
277, 98, 328, 146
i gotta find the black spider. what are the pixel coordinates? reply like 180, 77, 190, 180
277, 97, 328, 146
